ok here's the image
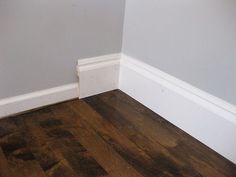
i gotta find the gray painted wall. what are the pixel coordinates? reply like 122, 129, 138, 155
0, 0, 125, 99
122, 0, 236, 105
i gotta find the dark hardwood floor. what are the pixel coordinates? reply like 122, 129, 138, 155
0, 90, 235, 177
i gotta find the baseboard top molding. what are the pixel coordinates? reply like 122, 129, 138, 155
121, 54, 236, 125
0, 83, 78, 106
78, 53, 121, 65
77, 53, 121, 72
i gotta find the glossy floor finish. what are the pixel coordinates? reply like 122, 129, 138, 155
0, 90, 235, 177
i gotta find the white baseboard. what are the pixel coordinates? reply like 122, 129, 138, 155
119, 54, 236, 164
0, 83, 79, 118
77, 53, 120, 98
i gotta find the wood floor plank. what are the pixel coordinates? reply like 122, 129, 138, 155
50, 103, 144, 177
0, 117, 47, 177
0, 148, 12, 177
84, 96, 204, 177
99, 91, 236, 177
14, 113, 78, 177
67, 100, 169, 177
85, 91, 236, 177
9, 160, 47, 177
20, 110, 107, 177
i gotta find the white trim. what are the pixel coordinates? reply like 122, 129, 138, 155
0, 83, 79, 118
119, 54, 236, 164
77, 53, 121, 66
77, 53, 120, 98
121, 54, 236, 125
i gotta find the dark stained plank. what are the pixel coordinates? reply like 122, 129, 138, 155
19, 110, 107, 177
12, 113, 79, 177
84, 96, 203, 177
9, 160, 47, 177
67, 100, 167, 177
50, 103, 144, 177
0, 148, 12, 177
85, 90, 236, 177
0, 117, 47, 177
101, 91, 236, 176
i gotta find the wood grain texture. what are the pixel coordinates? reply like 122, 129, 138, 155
0, 90, 235, 177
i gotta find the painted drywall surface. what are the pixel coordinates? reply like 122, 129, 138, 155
0, 0, 125, 99
122, 0, 236, 105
